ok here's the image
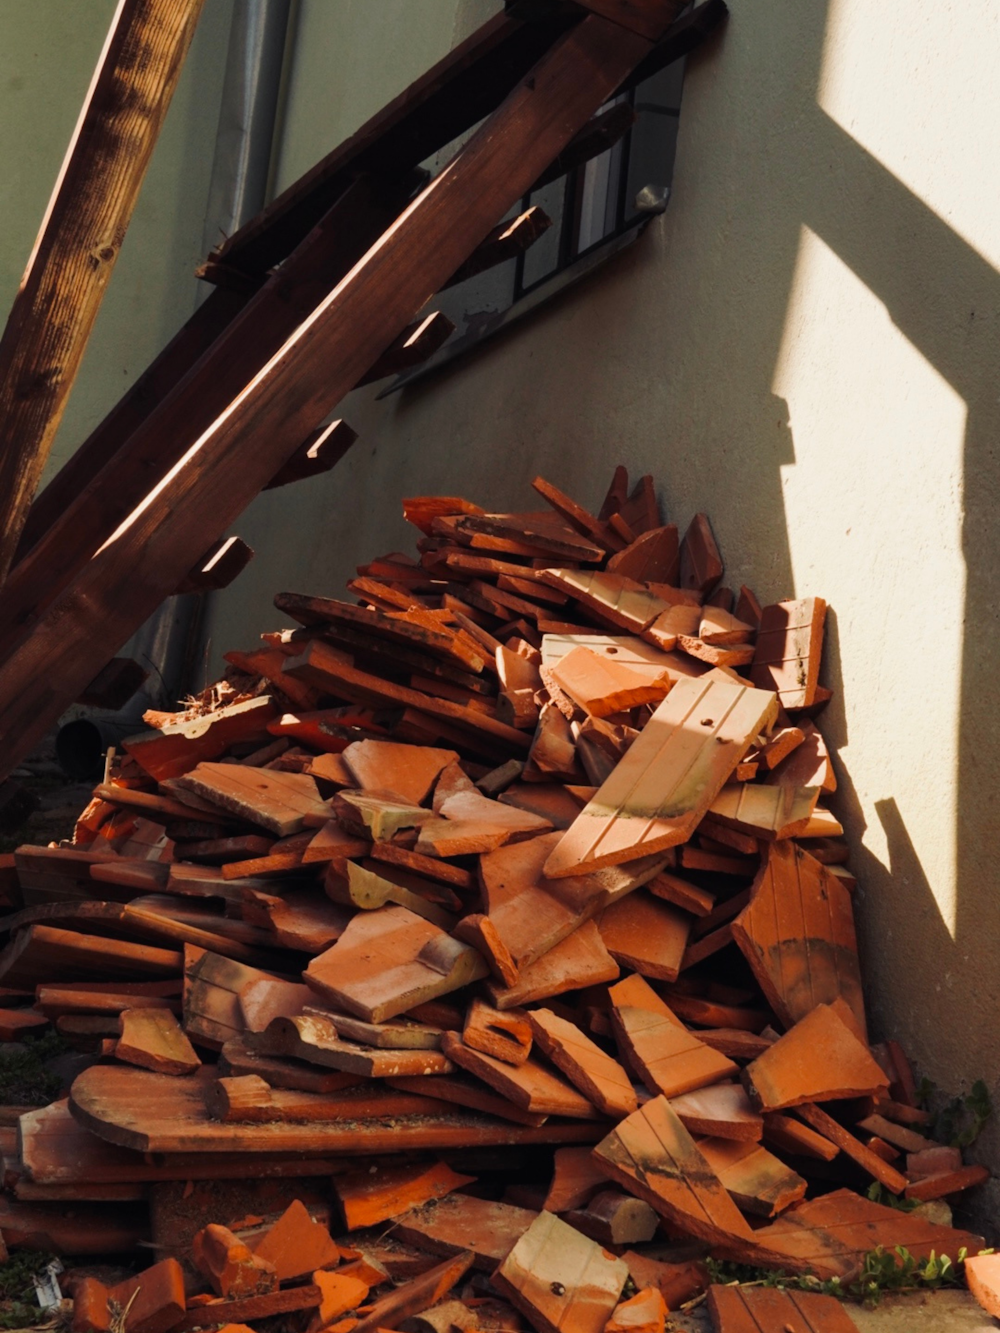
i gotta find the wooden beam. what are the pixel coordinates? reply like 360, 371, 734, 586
13, 286, 248, 563
264, 420, 358, 490
0, 174, 409, 654
570, 0, 669, 40
0, 12, 669, 781
530, 104, 637, 193
175, 536, 254, 596
355, 311, 456, 386
441, 207, 552, 289
0, 0, 206, 583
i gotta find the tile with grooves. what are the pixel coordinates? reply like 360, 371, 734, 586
697, 1135, 807, 1217
732, 840, 867, 1039
743, 1002, 887, 1112
544, 675, 777, 876
526, 1007, 637, 1118
440, 1031, 601, 1118
593, 1096, 754, 1245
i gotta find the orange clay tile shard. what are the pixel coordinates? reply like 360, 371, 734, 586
416, 789, 553, 857
440, 1032, 600, 1118
548, 646, 671, 717
595, 889, 691, 982
340, 740, 458, 805
525, 1007, 637, 1119
250, 1198, 340, 1281
332, 1159, 475, 1230
394, 1193, 539, 1270
696, 1136, 807, 1217
193, 1224, 278, 1298
544, 676, 777, 876
605, 1287, 665, 1333
750, 597, 827, 709
116, 1007, 200, 1076
706, 1283, 861, 1333
485, 918, 619, 1010
538, 569, 669, 633
669, 1083, 763, 1142
742, 1002, 888, 1113
304, 905, 488, 1023
463, 998, 532, 1066
732, 840, 867, 1038
544, 1145, 609, 1212
592, 1096, 754, 1246
679, 514, 723, 595
719, 1188, 984, 1281
609, 974, 736, 1097
764, 718, 836, 792
606, 527, 679, 584
173, 762, 330, 837
707, 783, 819, 841
464, 831, 666, 982
493, 1210, 629, 1333
963, 1254, 1000, 1320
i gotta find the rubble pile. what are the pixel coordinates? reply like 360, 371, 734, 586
0, 470, 990, 1333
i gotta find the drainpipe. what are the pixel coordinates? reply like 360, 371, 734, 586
55, 0, 296, 779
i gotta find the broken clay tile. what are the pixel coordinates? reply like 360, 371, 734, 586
440, 1031, 600, 1119
543, 1145, 609, 1213
251, 1198, 341, 1281
706, 1283, 860, 1332
304, 905, 488, 1023
341, 739, 458, 806
525, 1007, 637, 1119
621, 1253, 708, 1311
697, 1135, 807, 1218
604, 1287, 665, 1333
486, 919, 619, 1010
307, 1271, 370, 1331
595, 890, 691, 983
964, 1253, 1000, 1320
750, 597, 827, 710
116, 1007, 200, 1076
743, 1003, 888, 1112
544, 675, 776, 876
106, 1259, 187, 1333
732, 840, 867, 1040
463, 998, 532, 1066
593, 1096, 754, 1245
333, 1160, 475, 1231
494, 1211, 628, 1333
549, 646, 671, 717
192, 1224, 278, 1299
679, 514, 723, 595
669, 1083, 763, 1142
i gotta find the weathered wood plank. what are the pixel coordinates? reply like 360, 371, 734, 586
0, 0, 206, 581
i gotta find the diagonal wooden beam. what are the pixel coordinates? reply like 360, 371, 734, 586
0, 8, 680, 780
0, 174, 413, 651
0, 0, 206, 584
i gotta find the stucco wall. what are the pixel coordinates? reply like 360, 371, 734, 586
0, 0, 234, 483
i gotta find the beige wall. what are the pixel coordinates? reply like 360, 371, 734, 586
0, 0, 234, 482
197, 0, 1000, 1224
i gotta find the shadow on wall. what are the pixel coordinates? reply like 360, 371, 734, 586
388, 0, 1000, 1231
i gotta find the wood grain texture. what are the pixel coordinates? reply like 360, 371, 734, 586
0, 0, 206, 581
732, 840, 867, 1038
0, 13, 656, 781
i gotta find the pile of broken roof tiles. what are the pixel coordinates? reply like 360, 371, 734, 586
0, 470, 991, 1333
